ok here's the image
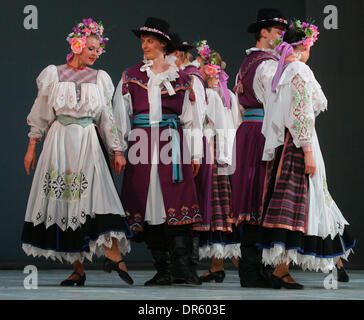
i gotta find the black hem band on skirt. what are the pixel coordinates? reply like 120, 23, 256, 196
21, 214, 133, 254
256, 226, 356, 258
199, 225, 242, 248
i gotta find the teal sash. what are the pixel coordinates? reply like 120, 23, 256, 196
243, 108, 264, 122
57, 115, 93, 127
132, 114, 183, 183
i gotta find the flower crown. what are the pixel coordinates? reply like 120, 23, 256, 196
196, 40, 219, 65
66, 18, 109, 57
274, 19, 319, 48
196, 40, 221, 77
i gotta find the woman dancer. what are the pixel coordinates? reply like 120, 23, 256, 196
22, 18, 133, 286
258, 20, 356, 288
194, 40, 242, 282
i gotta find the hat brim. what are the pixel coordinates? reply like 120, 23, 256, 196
132, 29, 171, 43
247, 20, 288, 33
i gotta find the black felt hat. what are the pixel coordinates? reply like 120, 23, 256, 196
166, 33, 195, 54
247, 8, 289, 33
132, 17, 171, 42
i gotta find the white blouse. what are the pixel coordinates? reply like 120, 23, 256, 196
26, 64, 122, 154
262, 61, 328, 161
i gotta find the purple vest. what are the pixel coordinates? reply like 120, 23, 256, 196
120, 62, 201, 231
235, 51, 278, 109
122, 62, 192, 115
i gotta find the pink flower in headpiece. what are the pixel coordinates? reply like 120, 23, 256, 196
83, 18, 94, 26
204, 64, 220, 78
70, 37, 87, 54
83, 28, 91, 36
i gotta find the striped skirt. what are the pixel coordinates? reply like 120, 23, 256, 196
261, 132, 308, 232
211, 138, 234, 231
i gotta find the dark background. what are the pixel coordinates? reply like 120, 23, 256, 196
0, 0, 363, 269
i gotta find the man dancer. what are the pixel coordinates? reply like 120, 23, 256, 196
230, 8, 288, 288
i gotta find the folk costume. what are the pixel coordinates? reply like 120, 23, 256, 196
258, 21, 356, 273
230, 9, 289, 287
113, 18, 203, 285
21, 19, 132, 265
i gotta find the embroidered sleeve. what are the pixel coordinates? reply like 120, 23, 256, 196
95, 98, 123, 154
289, 73, 314, 147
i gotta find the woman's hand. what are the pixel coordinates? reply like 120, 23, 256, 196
304, 150, 316, 178
191, 160, 200, 177
114, 153, 126, 176
24, 140, 37, 175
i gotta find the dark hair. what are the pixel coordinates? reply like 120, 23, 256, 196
255, 27, 272, 41
283, 28, 306, 46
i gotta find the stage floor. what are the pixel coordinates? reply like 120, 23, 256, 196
0, 269, 363, 300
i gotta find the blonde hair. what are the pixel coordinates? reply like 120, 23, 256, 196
180, 51, 192, 64
213, 51, 227, 70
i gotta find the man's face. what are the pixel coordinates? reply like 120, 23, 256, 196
265, 26, 285, 48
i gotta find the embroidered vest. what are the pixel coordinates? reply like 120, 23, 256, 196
235, 51, 278, 109
122, 62, 193, 115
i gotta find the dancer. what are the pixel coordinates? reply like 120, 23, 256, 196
258, 20, 356, 288
113, 18, 203, 286
230, 8, 289, 288
166, 33, 207, 283
194, 40, 242, 283
22, 18, 133, 286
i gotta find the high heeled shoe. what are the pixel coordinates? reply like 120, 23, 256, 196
199, 270, 225, 283
271, 273, 304, 289
103, 258, 134, 285
60, 271, 86, 286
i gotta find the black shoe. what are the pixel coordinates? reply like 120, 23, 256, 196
200, 270, 225, 283
271, 273, 304, 290
336, 266, 349, 282
103, 258, 134, 285
60, 271, 86, 287
144, 271, 172, 286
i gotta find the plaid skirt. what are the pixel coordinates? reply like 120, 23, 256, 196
210, 138, 234, 231
261, 132, 308, 233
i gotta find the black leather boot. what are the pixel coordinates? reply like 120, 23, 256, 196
144, 250, 172, 286
171, 235, 201, 285
172, 234, 201, 284
239, 246, 272, 288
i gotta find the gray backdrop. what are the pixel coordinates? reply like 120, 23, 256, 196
0, 0, 362, 268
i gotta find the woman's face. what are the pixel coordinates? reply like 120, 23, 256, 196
79, 36, 100, 66
197, 56, 208, 80
141, 34, 166, 60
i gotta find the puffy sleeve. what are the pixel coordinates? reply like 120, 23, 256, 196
179, 78, 204, 161
311, 74, 328, 116
26, 65, 58, 139
112, 76, 133, 152
94, 70, 123, 154
228, 90, 243, 129
253, 59, 278, 107
287, 72, 315, 148
205, 89, 234, 165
